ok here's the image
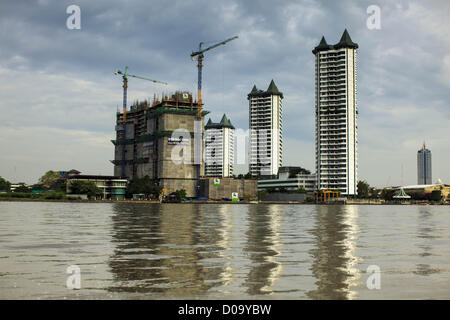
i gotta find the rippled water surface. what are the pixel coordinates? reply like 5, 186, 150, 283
0, 202, 449, 299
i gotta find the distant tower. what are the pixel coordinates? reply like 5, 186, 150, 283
417, 142, 432, 185
204, 114, 235, 177
248, 80, 283, 177
313, 29, 358, 195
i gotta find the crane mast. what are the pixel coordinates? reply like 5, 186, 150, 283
190, 36, 238, 197
114, 66, 167, 178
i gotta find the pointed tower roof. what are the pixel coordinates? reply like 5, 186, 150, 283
205, 118, 215, 129
334, 29, 358, 49
312, 36, 332, 54
266, 79, 283, 98
205, 115, 235, 130
219, 114, 235, 129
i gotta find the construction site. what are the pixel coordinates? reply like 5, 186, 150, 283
111, 36, 257, 199
112, 92, 208, 197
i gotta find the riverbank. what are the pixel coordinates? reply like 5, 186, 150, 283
0, 198, 447, 205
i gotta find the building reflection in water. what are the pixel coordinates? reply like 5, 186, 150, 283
107, 203, 229, 296
243, 205, 283, 295
307, 205, 361, 299
414, 208, 439, 276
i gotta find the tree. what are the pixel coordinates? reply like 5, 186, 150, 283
297, 187, 306, 194
357, 180, 370, 198
0, 176, 11, 192
39, 171, 62, 189
126, 175, 161, 199
430, 190, 442, 202
68, 180, 101, 198
173, 189, 187, 201
380, 188, 394, 201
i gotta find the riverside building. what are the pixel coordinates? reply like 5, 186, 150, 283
248, 80, 283, 177
313, 29, 358, 196
204, 114, 235, 177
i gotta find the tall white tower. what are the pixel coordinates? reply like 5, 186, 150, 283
204, 114, 235, 177
313, 29, 358, 195
248, 80, 283, 177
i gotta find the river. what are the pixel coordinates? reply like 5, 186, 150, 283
0, 202, 449, 299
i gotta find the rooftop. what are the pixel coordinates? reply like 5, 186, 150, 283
312, 29, 359, 54
248, 79, 283, 99
205, 114, 235, 129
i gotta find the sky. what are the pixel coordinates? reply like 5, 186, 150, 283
0, 0, 449, 187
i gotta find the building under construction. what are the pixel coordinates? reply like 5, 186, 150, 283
112, 91, 208, 197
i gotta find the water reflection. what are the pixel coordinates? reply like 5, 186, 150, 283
414, 208, 439, 276
244, 205, 283, 295
307, 205, 361, 299
108, 204, 228, 296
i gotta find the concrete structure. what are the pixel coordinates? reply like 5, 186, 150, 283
66, 175, 127, 200
248, 80, 283, 177
313, 29, 358, 195
417, 143, 432, 185
112, 91, 207, 197
257, 166, 316, 192
401, 183, 449, 200
200, 177, 257, 200
265, 192, 305, 202
204, 114, 235, 177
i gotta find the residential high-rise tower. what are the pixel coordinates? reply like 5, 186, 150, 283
248, 80, 283, 177
313, 29, 358, 195
204, 114, 235, 177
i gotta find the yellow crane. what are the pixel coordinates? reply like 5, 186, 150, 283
114, 66, 167, 177
190, 36, 238, 197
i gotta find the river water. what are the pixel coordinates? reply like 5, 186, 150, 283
0, 202, 449, 299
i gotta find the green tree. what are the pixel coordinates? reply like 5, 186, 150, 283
357, 180, 370, 198
0, 176, 11, 192
173, 189, 187, 201
297, 186, 306, 194
39, 171, 62, 189
126, 175, 161, 199
430, 190, 442, 202
380, 188, 394, 201
68, 180, 101, 198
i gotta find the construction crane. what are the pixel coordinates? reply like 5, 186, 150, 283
114, 66, 167, 178
190, 36, 238, 197
190, 36, 238, 117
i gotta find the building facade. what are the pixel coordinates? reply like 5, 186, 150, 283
204, 114, 235, 177
248, 80, 283, 177
66, 175, 127, 200
417, 142, 432, 185
258, 166, 317, 193
112, 91, 207, 197
313, 29, 358, 195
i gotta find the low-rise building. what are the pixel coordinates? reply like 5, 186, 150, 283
66, 175, 127, 200
200, 177, 257, 201
401, 183, 450, 200
257, 166, 317, 192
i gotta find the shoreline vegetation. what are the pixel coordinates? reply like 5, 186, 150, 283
0, 197, 447, 205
